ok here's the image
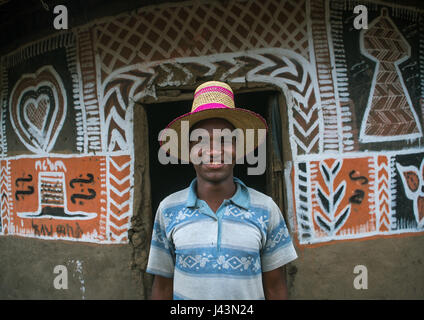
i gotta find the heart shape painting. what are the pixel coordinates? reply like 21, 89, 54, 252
9, 65, 67, 154
22, 94, 51, 148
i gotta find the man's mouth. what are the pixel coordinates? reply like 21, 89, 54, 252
202, 162, 225, 169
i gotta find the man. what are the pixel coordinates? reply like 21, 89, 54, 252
146, 81, 297, 300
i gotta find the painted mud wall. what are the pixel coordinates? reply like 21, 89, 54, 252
0, 0, 423, 299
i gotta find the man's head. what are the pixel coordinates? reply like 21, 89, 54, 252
159, 81, 268, 175
189, 118, 236, 184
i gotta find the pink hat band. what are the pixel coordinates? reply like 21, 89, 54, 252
191, 82, 236, 112
193, 103, 230, 113
194, 85, 234, 100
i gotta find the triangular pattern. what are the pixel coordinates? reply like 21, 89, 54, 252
107, 155, 132, 242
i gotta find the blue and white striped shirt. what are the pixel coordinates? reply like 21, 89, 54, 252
146, 177, 297, 300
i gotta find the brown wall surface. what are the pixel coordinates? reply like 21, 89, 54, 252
289, 236, 424, 299
0, 236, 141, 299
0, 0, 423, 300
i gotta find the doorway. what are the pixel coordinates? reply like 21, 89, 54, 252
145, 90, 284, 217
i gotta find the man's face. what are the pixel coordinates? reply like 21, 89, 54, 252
189, 118, 236, 184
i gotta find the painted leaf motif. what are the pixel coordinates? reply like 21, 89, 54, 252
320, 163, 330, 185
334, 205, 351, 232
331, 161, 341, 176
317, 186, 330, 214
314, 160, 352, 236
315, 213, 331, 233
333, 181, 346, 211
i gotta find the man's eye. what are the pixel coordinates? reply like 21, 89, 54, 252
192, 137, 209, 144
222, 139, 234, 145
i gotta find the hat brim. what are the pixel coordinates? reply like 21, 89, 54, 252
159, 107, 268, 160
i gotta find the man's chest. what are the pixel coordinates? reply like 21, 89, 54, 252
170, 215, 264, 253
171, 217, 264, 275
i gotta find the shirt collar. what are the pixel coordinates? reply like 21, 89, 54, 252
186, 177, 250, 210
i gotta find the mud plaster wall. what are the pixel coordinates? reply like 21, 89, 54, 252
0, 0, 424, 299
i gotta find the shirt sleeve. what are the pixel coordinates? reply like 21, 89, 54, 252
146, 204, 175, 278
261, 199, 297, 273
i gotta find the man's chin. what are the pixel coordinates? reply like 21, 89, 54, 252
196, 165, 233, 182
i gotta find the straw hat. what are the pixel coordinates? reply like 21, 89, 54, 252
160, 81, 268, 159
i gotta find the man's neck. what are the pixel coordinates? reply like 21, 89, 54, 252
196, 176, 236, 213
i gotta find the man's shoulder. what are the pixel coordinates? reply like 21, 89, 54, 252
245, 185, 275, 209
158, 187, 191, 211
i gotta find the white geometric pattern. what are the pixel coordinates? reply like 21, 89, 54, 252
94, 0, 309, 77
225, 205, 254, 219
265, 225, 290, 251
215, 255, 255, 271
177, 253, 261, 273
176, 208, 199, 222
178, 254, 212, 269
100, 48, 321, 156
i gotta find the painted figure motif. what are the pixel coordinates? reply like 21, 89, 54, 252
360, 8, 422, 142
397, 159, 424, 229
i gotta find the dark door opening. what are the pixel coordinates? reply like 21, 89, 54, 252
145, 90, 279, 216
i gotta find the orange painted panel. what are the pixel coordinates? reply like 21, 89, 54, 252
9, 156, 107, 242
309, 158, 376, 239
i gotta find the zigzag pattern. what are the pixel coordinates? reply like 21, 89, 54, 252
108, 155, 132, 243
268, 57, 320, 155
364, 30, 407, 63
375, 68, 401, 85
295, 162, 313, 243
249, 53, 320, 155
376, 156, 390, 232
102, 70, 154, 152
238, 54, 319, 155
0, 160, 11, 234
102, 51, 320, 156
367, 109, 418, 136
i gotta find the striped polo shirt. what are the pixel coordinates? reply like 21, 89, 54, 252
146, 177, 297, 300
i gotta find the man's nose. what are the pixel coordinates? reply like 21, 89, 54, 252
207, 140, 223, 157
208, 145, 221, 156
